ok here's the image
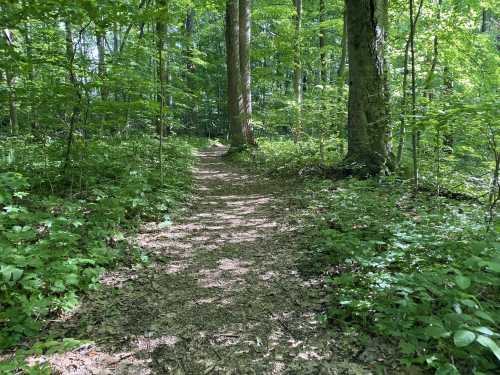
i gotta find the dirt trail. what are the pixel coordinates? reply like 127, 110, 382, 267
34, 147, 370, 374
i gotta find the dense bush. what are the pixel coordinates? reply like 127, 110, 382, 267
297, 178, 499, 374
233, 139, 498, 373
230, 137, 343, 176
0, 136, 197, 349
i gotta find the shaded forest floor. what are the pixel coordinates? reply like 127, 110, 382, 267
27, 146, 373, 374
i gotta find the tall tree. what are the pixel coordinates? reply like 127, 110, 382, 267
155, 0, 168, 135
225, 0, 245, 148
2, 29, 17, 135
239, 0, 255, 145
319, 0, 327, 83
409, 0, 419, 190
25, 24, 38, 132
63, 19, 81, 171
344, 0, 391, 175
96, 23, 107, 100
184, 8, 197, 129
292, 0, 303, 142
396, 0, 424, 166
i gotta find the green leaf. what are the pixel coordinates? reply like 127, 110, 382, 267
453, 330, 476, 347
476, 335, 500, 361
485, 261, 500, 273
455, 275, 471, 290
473, 327, 495, 336
0, 265, 24, 284
424, 325, 450, 339
435, 364, 460, 375
51, 280, 66, 292
400, 340, 416, 354
475, 310, 495, 324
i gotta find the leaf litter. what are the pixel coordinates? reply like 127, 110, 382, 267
27, 147, 374, 374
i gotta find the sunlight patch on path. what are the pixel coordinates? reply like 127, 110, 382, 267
34, 146, 372, 374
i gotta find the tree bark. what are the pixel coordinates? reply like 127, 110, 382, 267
292, 0, 303, 142
184, 8, 198, 130
396, 0, 423, 166
25, 24, 38, 132
225, 0, 245, 148
2, 29, 17, 135
63, 20, 81, 172
410, 0, 419, 191
155, 0, 168, 135
96, 23, 107, 100
239, 0, 255, 145
319, 0, 327, 83
345, 0, 391, 175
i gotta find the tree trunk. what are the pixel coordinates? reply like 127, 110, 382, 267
410, 0, 419, 191
225, 0, 245, 148
481, 9, 489, 32
292, 0, 303, 142
155, 0, 168, 135
96, 24, 107, 100
319, 0, 327, 83
63, 20, 81, 172
239, 0, 255, 145
396, 0, 423, 166
337, 10, 347, 83
423, 0, 441, 99
25, 24, 38, 132
2, 29, 17, 135
184, 8, 198, 130
345, 0, 390, 175
5, 70, 17, 135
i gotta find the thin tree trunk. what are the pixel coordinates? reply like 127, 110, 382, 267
336, 10, 347, 83
292, 0, 303, 142
319, 0, 327, 83
410, 0, 419, 191
63, 20, 81, 172
2, 29, 17, 135
239, 0, 255, 145
155, 0, 167, 135
112, 22, 120, 102
225, 0, 245, 148
423, 0, 441, 98
487, 123, 500, 226
96, 23, 107, 100
396, 0, 424, 166
25, 24, 38, 132
184, 8, 197, 130
481, 9, 489, 32
5, 70, 17, 136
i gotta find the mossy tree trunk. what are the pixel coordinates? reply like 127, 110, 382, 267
345, 0, 391, 175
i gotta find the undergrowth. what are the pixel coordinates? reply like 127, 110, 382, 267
234, 139, 499, 374
0, 135, 201, 353
230, 137, 342, 176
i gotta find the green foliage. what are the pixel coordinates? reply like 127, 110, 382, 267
231, 138, 343, 176
296, 178, 499, 374
0, 338, 90, 374
0, 135, 196, 349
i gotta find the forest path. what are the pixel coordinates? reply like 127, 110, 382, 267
37, 146, 370, 374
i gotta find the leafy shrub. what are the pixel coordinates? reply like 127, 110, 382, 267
0, 136, 198, 349
298, 178, 499, 374
231, 137, 342, 176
